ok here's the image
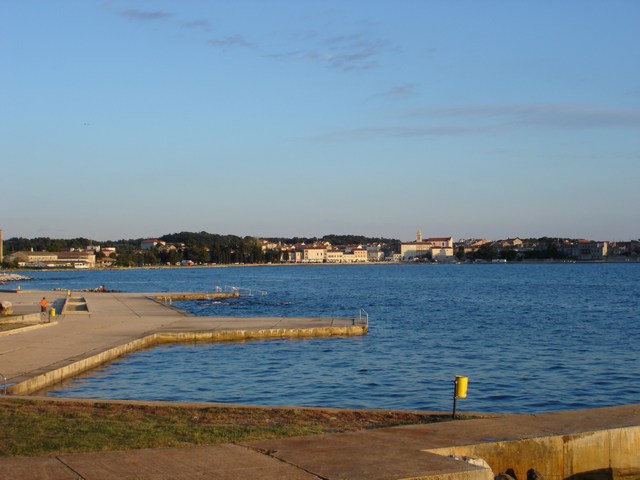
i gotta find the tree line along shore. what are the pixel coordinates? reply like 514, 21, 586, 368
2, 231, 639, 269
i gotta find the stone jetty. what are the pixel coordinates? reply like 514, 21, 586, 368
0, 273, 32, 284
0, 289, 367, 395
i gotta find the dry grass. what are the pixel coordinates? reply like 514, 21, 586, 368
0, 323, 26, 332
0, 397, 453, 457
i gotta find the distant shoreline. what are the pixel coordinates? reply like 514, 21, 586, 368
3, 258, 639, 275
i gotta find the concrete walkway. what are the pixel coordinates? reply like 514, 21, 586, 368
0, 404, 638, 480
0, 290, 365, 394
0, 290, 638, 480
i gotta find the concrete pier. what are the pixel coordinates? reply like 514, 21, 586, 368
0, 290, 367, 395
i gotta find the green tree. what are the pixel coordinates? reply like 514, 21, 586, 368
113, 244, 138, 267
476, 243, 496, 261
2, 257, 19, 268
183, 246, 209, 264
500, 249, 518, 261
243, 237, 263, 263
142, 250, 158, 265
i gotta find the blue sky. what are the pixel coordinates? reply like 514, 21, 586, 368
2, 1, 639, 242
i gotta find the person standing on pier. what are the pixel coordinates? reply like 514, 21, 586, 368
40, 297, 47, 313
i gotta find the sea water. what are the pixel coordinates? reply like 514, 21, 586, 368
22, 263, 640, 413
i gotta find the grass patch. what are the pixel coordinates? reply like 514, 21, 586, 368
0, 323, 39, 332
0, 320, 47, 332
0, 323, 24, 332
0, 397, 453, 457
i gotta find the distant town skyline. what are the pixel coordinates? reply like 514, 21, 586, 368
2, 2, 639, 242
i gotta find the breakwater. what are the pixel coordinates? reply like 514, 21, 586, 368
0, 273, 32, 285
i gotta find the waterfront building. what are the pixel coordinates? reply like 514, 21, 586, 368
400, 229, 431, 261
560, 240, 609, 261
7, 251, 96, 269
388, 253, 402, 262
367, 247, 385, 262
303, 245, 327, 263
287, 248, 304, 263
400, 228, 454, 261
352, 247, 368, 262
431, 246, 455, 261
96, 256, 116, 268
326, 249, 344, 263
428, 237, 454, 249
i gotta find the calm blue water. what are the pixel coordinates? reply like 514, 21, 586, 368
18, 264, 640, 413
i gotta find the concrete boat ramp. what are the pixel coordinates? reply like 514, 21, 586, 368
1, 289, 639, 480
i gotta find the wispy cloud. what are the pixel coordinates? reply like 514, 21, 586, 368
117, 9, 172, 22
408, 104, 640, 129
309, 103, 640, 142
182, 19, 212, 32
373, 84, 418, 99
310, 124, 501, 142
207, 35, 254, 49
269, 32, 389, 72
324, 34, 385, 71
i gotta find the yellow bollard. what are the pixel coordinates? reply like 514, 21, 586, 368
455, 375, 468, 399
50, 308, 56, 317
452, 375, 469, 419
67, 290, 71, 296
17, 285, 20, 291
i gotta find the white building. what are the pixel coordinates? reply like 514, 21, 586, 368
562, 241, 609, 260
431, 246, 455, 261
303, 246, 327, 263
351, 247, 368, 262
428, 237, 454, 249
326, 250, 344, 263
141, 239, 165, 250
7, 251, 96, 269
400, 228, 455, 261
367, 249, 385, 262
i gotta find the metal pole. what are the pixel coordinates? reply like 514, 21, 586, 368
452, 378, 458, 419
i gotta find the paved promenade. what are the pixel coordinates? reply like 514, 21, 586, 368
0, 289, 639, 480
0, 403, 638, 480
